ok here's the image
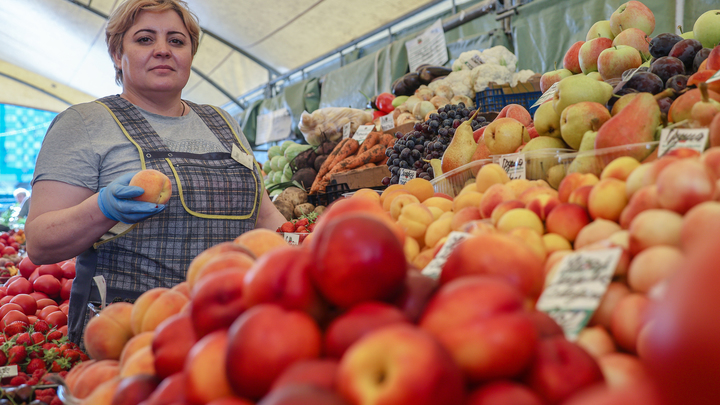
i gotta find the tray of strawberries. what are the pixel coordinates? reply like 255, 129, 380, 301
276, 213, 318, 245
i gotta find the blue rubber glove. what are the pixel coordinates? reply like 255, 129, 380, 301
97, 172, 166, 224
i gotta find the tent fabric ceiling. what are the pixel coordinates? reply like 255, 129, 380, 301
0, 0, 440, 113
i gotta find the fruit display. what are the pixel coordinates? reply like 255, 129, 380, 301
0, 230, 24, 277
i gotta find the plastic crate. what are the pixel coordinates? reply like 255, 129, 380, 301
475, 87, 543, 115
308, 182, 386, 207
430, 159, 494, 198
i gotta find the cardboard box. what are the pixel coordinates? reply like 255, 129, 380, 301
383, 122, 416, 136
488, 73, 542, 94
330, 165, 391, 190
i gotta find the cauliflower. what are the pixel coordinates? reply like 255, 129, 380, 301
445, 70, 475, 99
471, 64, 512, 92
511, 69, 537, 87
481, 46, 518, 73
452, 50, 484, 71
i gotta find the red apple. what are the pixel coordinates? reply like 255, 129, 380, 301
337, 324, 466, 405
564, 41, 586, 74
579, 37, 614, 73
226, 304, 322, 400
190, 268, 247, 338
540, 69, 574, 93
597, 45, 643, 81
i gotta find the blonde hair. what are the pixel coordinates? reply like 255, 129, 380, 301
106, 0, 200, 85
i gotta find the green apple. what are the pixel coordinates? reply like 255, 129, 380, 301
693, 10, 720, 48
586, 20, 615, 42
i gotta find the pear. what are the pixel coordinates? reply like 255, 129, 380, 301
553, 75, 614, 116
578, 130, 598, 152
441, 110, 480, 173
560, 102, 612, 150
611, 93, 641, 116
483, 118, 530, 155
534, 102, 562, 139
595, 92, 661, 161
691, 83, 720, 127
567, 154, 602, 176
522, 136, 570, 180
546, 164, 567, 189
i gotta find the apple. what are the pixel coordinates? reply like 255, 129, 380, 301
612, 27, 651, 59
693, 10, 720, 49
270, 358, 339, 392
129, 169, 172, 204
586, 20, 615, 41
564, 41, 586, 74
597, 45, 643, 80
337, 324, 466, 405
579, 37, 614, 74
610, 1, 656, 36
541, 69, 574, 93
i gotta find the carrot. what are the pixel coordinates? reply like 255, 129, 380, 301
326, 143, 386, 175
311, 138, 360, 194
316, 139, 348, 179
380, 133, 396, 148
357, 132, 382, 155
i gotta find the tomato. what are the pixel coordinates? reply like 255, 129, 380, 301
33, 275, 61, 298
60, 261, 76, 279
36, 298, 57, 311
1, 246, 16, 256
2, 310, 29, 327
28, 269, 40, 285
372, 109, 386, 120
27, 315, 38, 325
3, 275, 21, 288
376, 92, 396, 114
57, 325, 68, 335
37, 264, 63, 280
0, 303, 24, 320
0, 296, 12, 306
9, 294, 37, 316
7, 277, 32, 295
45, 311, 67, 328
39, 305, 60, 320
60, 278, 73, 301
18, 257, 39, 279
60, 305, 69, 316
29, 292, 48, 301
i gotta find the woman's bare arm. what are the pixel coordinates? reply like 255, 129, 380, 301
254, 191, 286, 231
25, 180, 118, 264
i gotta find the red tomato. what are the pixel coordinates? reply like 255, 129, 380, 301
39, 305, 60, 320
2, 310, 29, 326
7, 277, 32, 295
18, 257, 39, 279
28, 269, 40, 285
0, 287, 5, 300
33, 275, 61, 298
0, 303, 24, 320
57, 325, 68, 335
372, 109, 386, 120
60, 305, 69, 316
1, 246, 16, 256
60, 261, 76, 279
9, 294, 37, 316
28, 316, 38, 324
0, 296, 12, 306
376, 92, 396, 114
44, 311, 67, 328
36, 298, 57, 311
60, 278, 73, 301
3, 275, 21, 288
37, 264, 63, 280
29, 292, 48, 301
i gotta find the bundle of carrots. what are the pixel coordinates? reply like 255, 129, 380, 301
310, 131, 396, 194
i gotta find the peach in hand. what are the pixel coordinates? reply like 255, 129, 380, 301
129, 169, 172, 204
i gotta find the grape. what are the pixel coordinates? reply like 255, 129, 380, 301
420, 174, 432, 181
381, 177, 391, 186
438, 128, 448, 137
386, 157, 393, 166
390, 175, 399, 185
427, 167, 434, 177
390, 153, 399, 160
399, 160, 409, 168
447, 110, 456, 119
624, 72, 664, 94
399, 149, 410, 159
457, 103, 466, 109
442, 119, 452, 127
414, 161, 423, 169
411, 149, 421, 159
452, 120, 461, 128
429, 120, 439, 129
448, 128, 455, 136
437, 107, 445, 114
392, 158, 400, 166
440, 112, 448, 120
649, 33, 683, 59
390, 166, 399, 175
429, 113, 439, 121
413, 123, 423, 131
650, 56, 685, 83
694, 48, 711, 72
417, 136, 425, 143
477, 116, 486, 123
433, 141, 443, 150
385, 147, 394, 157
414, 145, 424, 152
668, 39, 703, 71
431, 151, 440, 158
666, 74, 688, 94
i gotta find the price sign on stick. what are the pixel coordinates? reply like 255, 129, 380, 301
421, 232, 472, 279
0, 365, 18, 379
530, 82, 559, 109
342, 122, 351, 139
283, 233, 300, 245
498, 154, 526, 180
380, 114, 395, 131
658, 128, 709, 157
405, 19, 448, 73
353, 125, 375, 144
707, 70, 720, 84
398, 168, 417, 185
536, 248, 622, 341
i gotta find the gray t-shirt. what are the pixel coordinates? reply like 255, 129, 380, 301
33, 101, 252, 191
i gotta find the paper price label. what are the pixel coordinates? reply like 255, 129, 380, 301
342, 123, 351, 139
93, 275, 107, 310
421, 232, 472, 279
530, 81, 559, 109
499, 154, 526, 180
536, 248, 622, 340
398, 168, 417, 185
708, 69, 720, 84
380, 114, 395, 131
231, 144, 253, 169
463, 54, 484, 70
353, 125, 375, 144
658, 128, 709, 157
283, 233, 300, 245
0, 365, 18, 379
405, 19, 448, 73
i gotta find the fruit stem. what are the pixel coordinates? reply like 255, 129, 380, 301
699, 82, 709, 103
654, 88, 675, 100
589, 118, 601, 132
677, 25, 684, 34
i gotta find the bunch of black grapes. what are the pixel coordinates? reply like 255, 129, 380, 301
382, 103, 490, 185
609, 34, 711, 116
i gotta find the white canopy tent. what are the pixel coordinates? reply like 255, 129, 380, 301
0, 0, 462, 113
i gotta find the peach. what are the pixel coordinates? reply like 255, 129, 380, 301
152, 313, 198, 380
426, 206, 444, 220
628, 209, 683, 256
234, 228, 288, 258
271, 358, 339, 393
130, 288, 188, 334
120, 345, 156, 377
186, 241, 255, 288
609, 293, 650, 353
412, 248, 436, 269
403, 178, 435, 202
80, 376, 122, 405
475, 163, 511, 192
389, 193, 420, 219
381, 189, 411, 211
379, 184, 405, 206
526, 194, 562, 221
479, 184, 516, 218
171, 282, 190, 299
453, 191, 483, 212
598, 353, 649, 391
590, 282, 631, 329
545, 203, 591, 243
543, 233, 573, 255
185, 330, 234, 404
544, 250, 572, 284
467, 380, 544, 405
574, 219, 622, 250
397, 202, 434, 240
702, 147, 720, 178
450, 206, 482, 231
587, 178, 628, 221
422, 196, 454, 212
460, 220, 498, 236
576, 325, 616, 359
624, 162, 652, 198
424, 213, 453, 248
190, 251, 255, 292
567, 185, 593, 209
119, 331, 154, 366
509, 227, 547, 262
619, 185, 661, 229
129, 169, 172, 205
641, 156, 679, 187
69, 360, 121, 399
656, 159, 715, 214
627, 246, 683, 293
496, 208, 544, 235
457, 183, 479, 197
84, 303, 134, 361
518, 186, 559, 205
110, 375, 160, 405
601, 156, 640, 181
490, 199, 526, 225
558, 173, 599, 203
680, 201, 720, 250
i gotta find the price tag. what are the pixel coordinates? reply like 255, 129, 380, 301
380, 114, 395, 131
708, 70, 720, 83
256, 107, 292, 145
658, 128, 709, 157
342, 122, 351, 139
463, 54, 484, 70
398, 168, 417, 185
498, 154, 526, 180
283, 233, 300, 245
0, 365, 18, 379
421, 232, 472, 279
231, 144, 254, 169
536, 248, 622, 341
530, 81, 559, 109
353, 125, 375, 143
405, 19, 448, 73
93, 275, 107, 310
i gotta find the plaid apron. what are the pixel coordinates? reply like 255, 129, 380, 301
68, 95, 262, 343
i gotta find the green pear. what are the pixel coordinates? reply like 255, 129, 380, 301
546, 164, 567, 189
553, 75, 614, 116
595, 92, 661, 161
534, 102, 563, 139
523, 136, 570, 152
522, 136, 569, 180
567, 154, 602, 176
560, 102, 612, 150
578, 130, 598, 152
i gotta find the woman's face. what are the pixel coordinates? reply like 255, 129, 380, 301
114, 9, 192, 97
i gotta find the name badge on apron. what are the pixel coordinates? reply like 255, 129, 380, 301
232, 144, 254, 170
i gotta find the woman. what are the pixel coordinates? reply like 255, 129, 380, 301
25, 0, 286, 343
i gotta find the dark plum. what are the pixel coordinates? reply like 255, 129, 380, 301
607, 88, 638, 111
650, 56, 685, 83
668, 39, 703, 71
657, 97, 672, 116
621, 66, 649, 81
666, 74, 689, 94
649, 33, 683, 59
624, 72, 664, 94
694, 48, 712, 72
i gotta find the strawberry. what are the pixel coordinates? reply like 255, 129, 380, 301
0, 350, 6, 366
26, 344, 43, 359
50, 357, 71, 372
295, 226, 308, 233
32, 369, 45, 381
26, 358, 46, 374
9, 375, 27, 386
7, 345, 26, 364
295, 218, 309, 228
33, 320, 50, 334
280, 221, 295, 233
4, 321, 26, 337
15, 332, 31, 346
0, 334, 6, 345
46, 330, 63, 342
58, 370, 68, 378
307, 223, 316, 232
63, 349, 82, 363
26, 377, 38, 385
51, 397, 63, 405
31, 332, 45, 345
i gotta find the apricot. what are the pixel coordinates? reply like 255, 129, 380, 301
129, 169, 172, 204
